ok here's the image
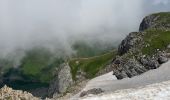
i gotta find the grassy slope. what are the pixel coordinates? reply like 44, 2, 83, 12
20, 48, 64, 83
142, 29, 170, 55
152, 12, 170, 24
1, 41, 115, 90
141, 12, 170, 55
69, 50, 116, 80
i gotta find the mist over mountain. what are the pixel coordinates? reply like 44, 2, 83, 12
0, 0, 170, 59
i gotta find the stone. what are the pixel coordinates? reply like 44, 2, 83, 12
148, 59, 160, 69
158, 56, 168, 64
118, 32, 142, 55
80, 88, 104, 97
0, 85, 40, 100
48, 63, 73, 98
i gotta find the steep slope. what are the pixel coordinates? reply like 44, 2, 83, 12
113, 12, 170, 79
139, 12, 170, 31
0, 41, 115, 98
49, 50, 117, 98
73, 59, 170, 99
69, 50, 116, 81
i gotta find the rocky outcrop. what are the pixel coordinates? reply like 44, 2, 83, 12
118, 32, 143, 55
112, 12, 170, 79
139, 12, 170, 31
48, 63, 73, 98
0, 85, 40, 100
113, 58, 148, 79
80, 88, 104, 97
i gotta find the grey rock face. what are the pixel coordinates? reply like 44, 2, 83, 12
139, 15, 157, 31
157, 51, 168, 64
112, 12, 170, 80
148, 59, 160, 69
118, 32, 142, 55
158, 56, 168, 64
139, 12, 170, 31
113, 58, 147, 79
80, 88, 104, 97
48, 63, 73, 98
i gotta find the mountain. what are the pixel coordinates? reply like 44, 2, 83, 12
112, 12, 170, 79
1, 12, 170, 100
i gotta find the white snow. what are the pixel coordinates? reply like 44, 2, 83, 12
71, 60, 170, 100
80, 80, 170, 100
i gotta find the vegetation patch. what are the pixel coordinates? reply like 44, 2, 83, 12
20, 48, 64, 83
142, 29, 170, 55
152, 12, 170, 24
69, 50, 117, 80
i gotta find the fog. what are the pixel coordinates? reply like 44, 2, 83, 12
0, 0, 170, 59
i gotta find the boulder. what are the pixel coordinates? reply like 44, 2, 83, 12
80, 88, 104, 97
158, 56, 168, 64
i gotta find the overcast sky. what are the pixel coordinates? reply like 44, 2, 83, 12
0, 0, 169, 58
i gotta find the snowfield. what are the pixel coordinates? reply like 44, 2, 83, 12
71, 60, 170, 100
80, 80, 170, 100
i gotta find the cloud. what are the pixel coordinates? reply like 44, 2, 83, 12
153, 0, 169, 5
0, 0, 169, 59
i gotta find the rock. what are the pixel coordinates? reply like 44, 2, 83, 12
139, 12, 170, 31
80, 88, 104, 97
75, 69, 86, 82
118, 32, 142, 55
0, 85, 40, 100
112, 12, 170, 80
48, 63, 73, 98
158, 56, 168, 64
157, 51, 168, 64
140, 56, 160, 69
148, 59, 160, 69
113, 58, 147, 79
139, 15, 158, 31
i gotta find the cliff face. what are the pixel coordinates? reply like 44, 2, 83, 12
48, 63, 73, 98
113, 12, 170, 79
139, 12, 170, 31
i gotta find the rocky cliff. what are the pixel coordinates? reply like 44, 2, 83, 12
113, 12, 170, 79
139, 12, 170, 31
48, 63, 73, 98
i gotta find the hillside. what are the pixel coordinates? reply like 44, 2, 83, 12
0, 41, 116, 98
1, 12, 170, 100
52, 12, 170, 99
113, 12, 170, 79
69, 50, 116, 80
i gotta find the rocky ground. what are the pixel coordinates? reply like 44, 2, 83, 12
0, 85, 41, 100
